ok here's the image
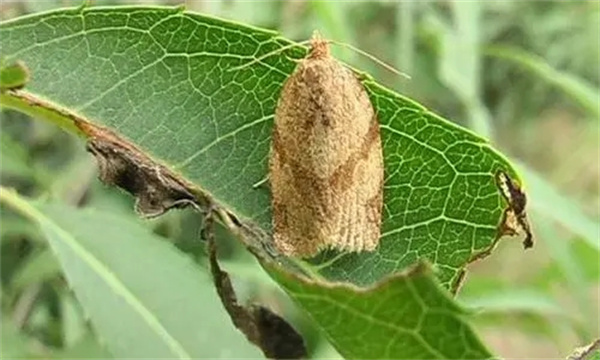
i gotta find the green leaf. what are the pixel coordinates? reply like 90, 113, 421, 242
265, 261, 493, 359
0, 6, 521, 290
589, 350, 600, 360
433, 2, 493, 138
457, 276, 584, 340
51, 333, 113, 359
0, 189, 261, 359
61, 293, 87, 348
460, 288, 565, 316
0, 60, 29, 91
485, 45, 600, 118
0, 131, 35, 179
571, 238, 600, 283
11, 247, 61, 291
0, 317, 35, 359
531, 213, 594, 304
0, 210, 42, 244
517, 163, 600, 251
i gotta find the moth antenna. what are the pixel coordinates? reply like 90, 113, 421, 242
328, 40, 411, 79
252, 176, 269, 189
228, 40, 310, 72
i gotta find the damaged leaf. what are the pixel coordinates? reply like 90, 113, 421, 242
567, 339, 600, 360
82, 122, 208, 218
205, 214, 307, 359
0, 6, 529, 290
265, 260, 493, 359
495, 170, 533, 248
0, 6, 540, 360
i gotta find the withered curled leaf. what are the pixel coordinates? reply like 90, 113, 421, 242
205, 214, 307, 359
495, 170, 533, 248
82, 123, 206, 217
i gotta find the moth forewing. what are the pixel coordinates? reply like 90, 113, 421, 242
269, 34, 384, 257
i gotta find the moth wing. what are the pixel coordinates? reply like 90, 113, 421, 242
328, 115, 383, 253
269, 143, 326, 257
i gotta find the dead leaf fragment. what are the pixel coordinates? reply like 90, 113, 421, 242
82, 123, 207, 218
566, 338, 600, 360
495, 170, 533, 248
205, 214, 307, 359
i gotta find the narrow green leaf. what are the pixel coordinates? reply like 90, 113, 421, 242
460, 288, 565, 316
572, 238, 600, 283
0, 210, 42, 244
0, 132, 35, 179
61, 293, 87, 348
0, 6, 523, 290
485, 45, 600, 118
435, 2, 493, 138
531, 213, 594, 338
11, 247, 61, 291
0, 189, 261, 359
0, 317, 34, 359
51, 333, 113, 359
265, 261, 493, 359
517, 163, 600, 251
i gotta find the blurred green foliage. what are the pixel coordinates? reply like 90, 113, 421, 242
1, 1, 598, 359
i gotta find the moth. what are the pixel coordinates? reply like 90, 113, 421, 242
269, 33, 384, 257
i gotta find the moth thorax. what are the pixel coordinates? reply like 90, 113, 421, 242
307, 35, 330, 60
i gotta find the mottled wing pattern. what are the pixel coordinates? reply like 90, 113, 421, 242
270, 46, 383, 257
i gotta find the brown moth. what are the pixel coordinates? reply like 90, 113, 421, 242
270, 33, 384, 257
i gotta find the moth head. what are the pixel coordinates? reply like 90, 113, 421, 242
308, 30, 330, 60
